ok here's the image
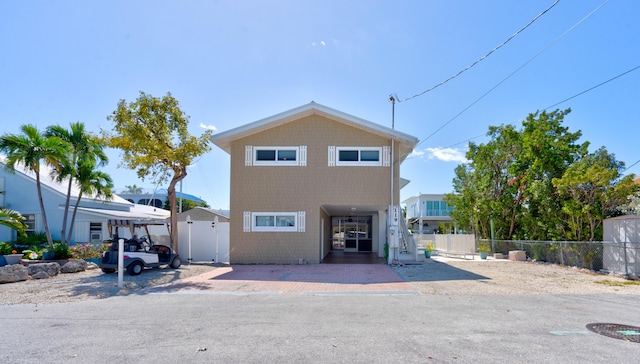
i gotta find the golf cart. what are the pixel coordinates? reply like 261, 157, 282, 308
99, 219, 182, 275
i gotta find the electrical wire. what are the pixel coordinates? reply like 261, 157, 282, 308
412, 0, 609, 150
393, 0, 560, 103
543, 64, 640, 110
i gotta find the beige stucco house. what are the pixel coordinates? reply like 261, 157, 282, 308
211, 102, 418, 264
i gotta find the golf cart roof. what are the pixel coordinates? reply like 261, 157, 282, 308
108, 219, 169, 228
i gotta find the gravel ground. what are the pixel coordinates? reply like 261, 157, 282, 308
1, 258, 639, 305
0, 262, 217, 305
392, 257, 640, 296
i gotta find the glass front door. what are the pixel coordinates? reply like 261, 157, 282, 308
331, 216, 372, 252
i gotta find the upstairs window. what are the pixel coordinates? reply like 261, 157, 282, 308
336, 147, 382, 166
246, 146, 306, 166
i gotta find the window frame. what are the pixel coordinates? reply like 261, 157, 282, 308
336, 147, 383, 166
251, 212, 298, 232
253, 146, 300, 166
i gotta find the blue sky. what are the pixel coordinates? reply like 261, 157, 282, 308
1, 0, 638, 210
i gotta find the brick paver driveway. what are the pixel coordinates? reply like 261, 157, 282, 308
153, 264, 418, 295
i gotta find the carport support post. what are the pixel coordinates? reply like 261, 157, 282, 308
118, 238, 124, 288
214, 216, 219, 263
187, 215, 193, 265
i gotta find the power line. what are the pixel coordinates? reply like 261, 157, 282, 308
413, 0, 609, 150
543, 64, 640, 110
393, 0, 560, 103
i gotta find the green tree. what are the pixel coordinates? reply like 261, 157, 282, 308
553, 147, 638, 241
513, 109, 587, 240
103, 92, 212, 253
163, 197, 210, 212
66, 159, 114, 244
0, 208, 28, 237
446, 109, 589, 241
46, 122, 108, 245
0, 125, 69, 248
124, 184, 143, 194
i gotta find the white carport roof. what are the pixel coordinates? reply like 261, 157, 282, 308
74, 205, 170, 220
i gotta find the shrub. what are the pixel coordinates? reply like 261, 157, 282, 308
69, 243, 106, 259
52, 243, 71, 260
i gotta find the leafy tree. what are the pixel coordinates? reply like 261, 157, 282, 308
103, 92, 212, 253
66, 159, 114, 244
446, 124, 523, 239
46, 122, 108, 245
163, 197, 210, 212
0, 208, 28, 237
0, 125, 69, 248
124, 184, 143, 194
512, 109, 588, 240
446, 109, 599, 242
553, 147, 638, 241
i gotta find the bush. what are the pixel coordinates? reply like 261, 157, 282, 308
52, 243, 71, 260
69, 243, 106, 259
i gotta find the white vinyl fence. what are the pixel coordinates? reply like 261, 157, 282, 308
177, 220, 230, 263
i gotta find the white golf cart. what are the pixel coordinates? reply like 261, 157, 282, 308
98, 219, 182, 275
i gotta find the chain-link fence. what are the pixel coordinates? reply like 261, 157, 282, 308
478, 239, 640, 277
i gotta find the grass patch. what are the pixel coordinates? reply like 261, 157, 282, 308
595, 279, 640, 287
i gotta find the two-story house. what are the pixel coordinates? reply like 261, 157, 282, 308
211, 102, 418, 264
403, 194, 454, 234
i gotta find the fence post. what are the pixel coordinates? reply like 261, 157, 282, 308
559, 242, 564, 266
623, 241, 628, 277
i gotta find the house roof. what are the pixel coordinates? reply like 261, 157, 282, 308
210, 101, 419, 162
1, 157, 133, 207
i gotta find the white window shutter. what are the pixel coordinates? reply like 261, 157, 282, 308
298, 211, 306, 232
383, 146, 390, 167
328, 146, 335, 166
245, 146, 253, 166
243, 211, 251, 232
299, 146, 307, 166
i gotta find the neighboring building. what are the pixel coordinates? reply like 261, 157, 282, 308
0, 160, 170, 244
210, 102, 418, 264
403, 194, 453, 234
118, 188, 207, 209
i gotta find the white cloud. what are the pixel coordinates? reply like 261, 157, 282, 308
320, 40, 326, 46
410, 149, 425, 158
199, 123, 217, 131
424, 147, 469, 163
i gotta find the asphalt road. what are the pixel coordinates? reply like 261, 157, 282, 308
2, 291, 639, 363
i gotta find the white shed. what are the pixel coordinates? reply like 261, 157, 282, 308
177, 207, 230, 264
603, 215, 640, 276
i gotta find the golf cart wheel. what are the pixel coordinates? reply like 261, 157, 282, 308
170, 256, 182, 269
101, 268, 116, 274
127, 261, 144, 275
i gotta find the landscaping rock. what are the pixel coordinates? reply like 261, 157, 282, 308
61, 259, 88, 273
28, 262, 61, 279
0, 264, 29, 283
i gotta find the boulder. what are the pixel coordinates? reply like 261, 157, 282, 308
61, 259, 88, 273
28, 262, 61, 278
0, 264, 29, 283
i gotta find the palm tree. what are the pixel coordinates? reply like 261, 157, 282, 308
46, 122, 108, 245
65, 160, 113, 244
0, 208, 28, 237
0, 125, 69, 248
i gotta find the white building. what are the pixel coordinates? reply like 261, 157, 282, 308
0, 161, 170, 244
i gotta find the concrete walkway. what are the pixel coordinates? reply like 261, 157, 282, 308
152, 264, 419, 295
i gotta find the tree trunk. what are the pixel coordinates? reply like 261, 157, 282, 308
60, 177, 74, 245
36, 170, 54, 248
167, 168, 187, 254
66, 191, 83, 245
